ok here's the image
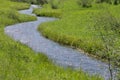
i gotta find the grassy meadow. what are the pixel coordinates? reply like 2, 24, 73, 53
34, 0, 120, 66
0, 0, 103, 80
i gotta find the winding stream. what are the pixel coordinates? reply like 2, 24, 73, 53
5, 5, 117, 80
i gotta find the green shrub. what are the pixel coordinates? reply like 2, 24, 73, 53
94, 10, 120, 66
48, 0, 60, 9
36, 0, 48, 5
10, 0, 48, 4
77, 0, 93, 8
96, 0, 120, 5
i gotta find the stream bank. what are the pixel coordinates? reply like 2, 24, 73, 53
5, 5, 117, 80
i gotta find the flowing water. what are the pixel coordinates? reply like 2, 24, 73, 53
5, 5, 117, 80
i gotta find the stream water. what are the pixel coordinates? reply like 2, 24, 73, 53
5, 5, 117, 80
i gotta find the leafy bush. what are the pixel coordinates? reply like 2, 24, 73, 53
37, 0, 48, 5
48, 0, 60, 9
94, 10, 120, 66
77, 0, 92, 8
96, 0, 120, 5
10, 0, 48, 4
94, 10, 120, 79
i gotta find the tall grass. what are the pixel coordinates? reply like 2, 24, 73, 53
0, 0, 102, 80
36, 0, 120, 67
33, 8, 61, 18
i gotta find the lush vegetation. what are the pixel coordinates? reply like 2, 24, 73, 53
11, 0, 48, 4
33, 7, 61, 18
0, 0, 103, 80
35, 0, 120, 67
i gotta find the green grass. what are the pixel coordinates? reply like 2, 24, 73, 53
33, 8, 62, 18
35, 0, 120, 66
0, 0, 102, 80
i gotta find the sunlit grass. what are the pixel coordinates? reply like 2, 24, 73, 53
36, 0, 120, 66
0, 0, 103, 80
33, 8, 61, 18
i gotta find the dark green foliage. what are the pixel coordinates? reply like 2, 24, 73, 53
36, 0, 48, 5
113, 0, 120, 5
98, 0, 111, 3
94, 11, 120, 35
77, 0, 120, 7
94, 11, 120, 80
96, 0, 120, 4
11, 0, 48, 4
49, 0, 60, 9
77, 0, 92, 8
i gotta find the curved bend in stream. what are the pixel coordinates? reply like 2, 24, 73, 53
5, 5, 116, 80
